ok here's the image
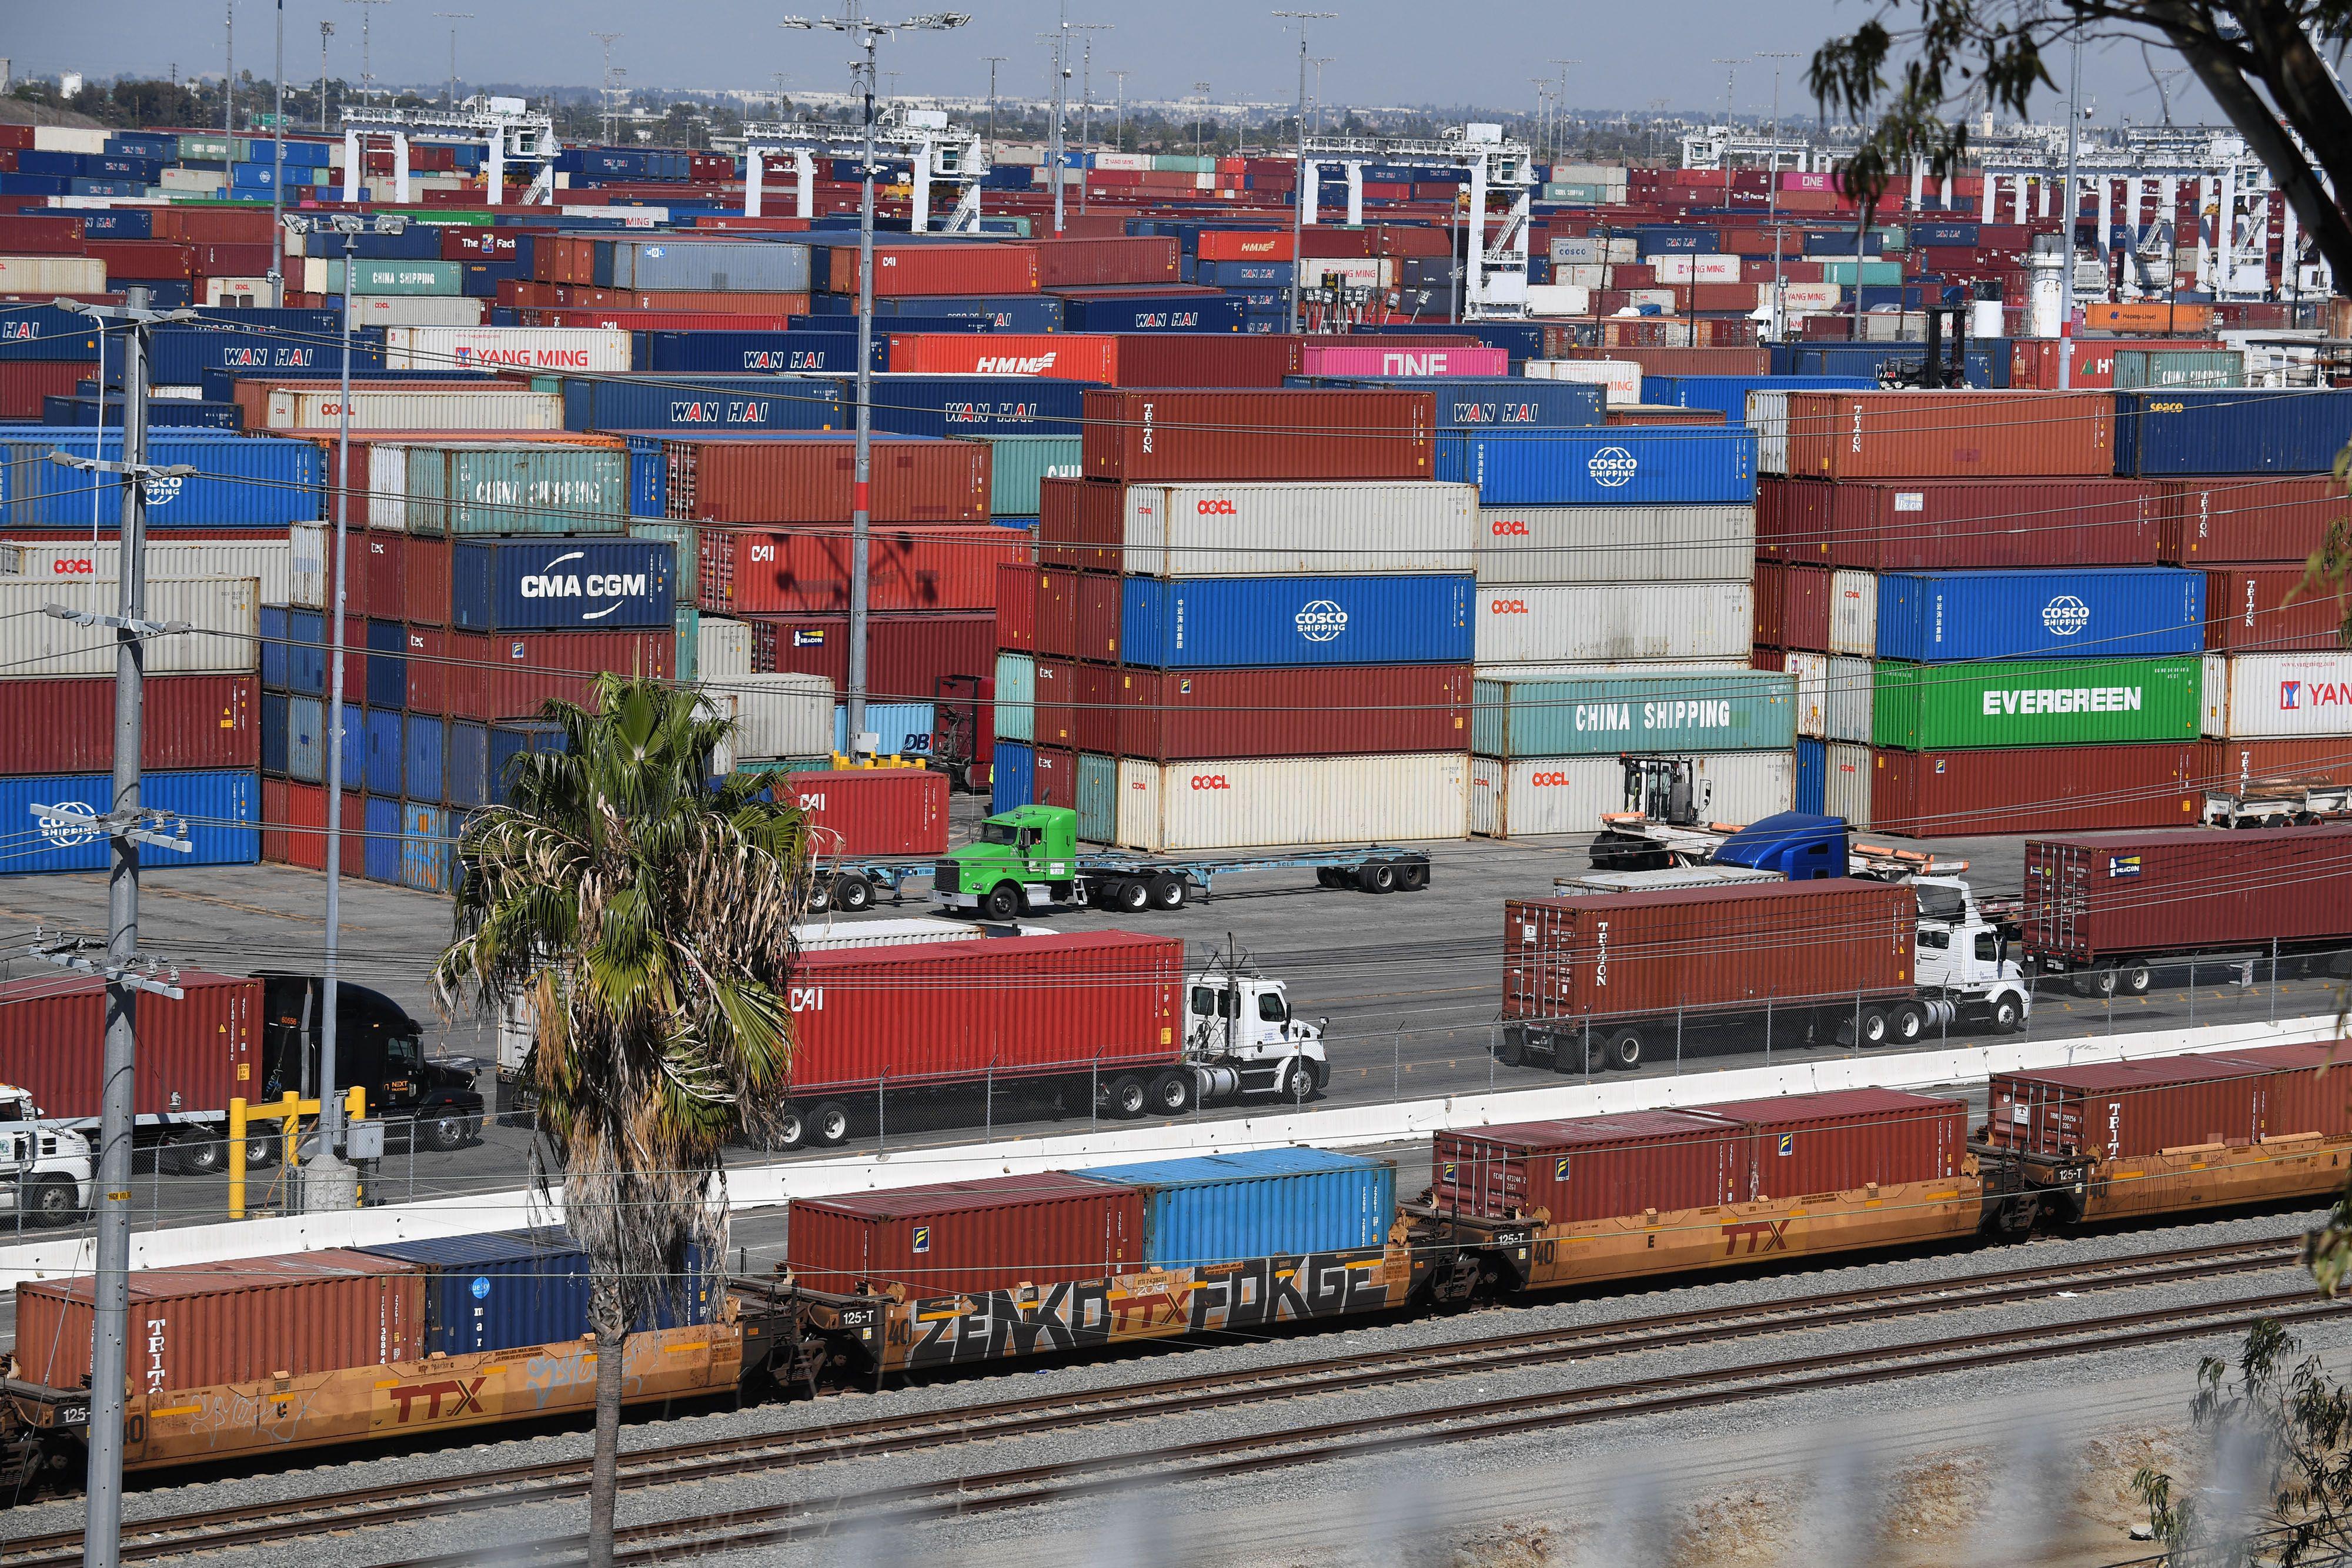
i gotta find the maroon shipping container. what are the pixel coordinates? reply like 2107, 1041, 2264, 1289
0, 360, 91, 419
0, 674, 257, 774
1080, 389, 1435, 482
1750, 561, 1829, 651
2156, 477, 2344, 564
0, 969, 259, 1122
1869, 744, 2202, 837
827, 242, 1040, 297
773, 767, 949, 857
1502, 880, 1916, 1024
1705, 1088, 1967, 1202
1116, 664, 1472, 761
1035, 569, 1080, 659
749, 611, 993, 697
698, 526, 1021, 614
0, 214, 88, 252
1073, 571, 1121, 662
14, 1250, 427, 1393
1431, 1111, 1737, 1222
2022, 824, 2352, 967
83, 240, 196, 279
787, 1171, 1146, 1299
265, 778, 365, 876
400, 533, 451, 626
1030, 235, 1182, 287
996, 562, 1038, 651
1099, 333, 1313, 389
1784, 390, 2112, 479
1032, 657, 1073, 748
442, 629, 674, 720
2218, 1041, 2352, 1141
404, 624, 446, 714
1038, 477, 1120, 573
1608, 405, 1726, 426
1986, 1056, 2271, 1160
1771, 478, 2163, 570
1033, 745, 1077, 808
2202, 566, 2346, 653
360, 529, 402, 618
663, 436, 990, 524
2199, 737, 2352, 793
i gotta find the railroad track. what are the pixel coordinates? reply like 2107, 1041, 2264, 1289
1, 1235, 2311, 1567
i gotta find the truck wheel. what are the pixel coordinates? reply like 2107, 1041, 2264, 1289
1149, 874, 1187, 910
1886, 1001, 1926, 1045
1104, 1074, 1150, 1119
1847, 1006, 1890, 1047
2120, 961, 2152, 995
420, 1113, 470, 1153
1987, 994, 2025, 1035
1279, 1058, 1318, 1104
170, 1130, 225, 1177
806, 878, 833, 914
1497, 1026, 1526, 1067
1357, 860, 1398, 894
1603, 1028, 1644, 1071
809, 1101, 852, 1147
1399, 860, 1430, 891
1110, 879, 1150, 914
242, 1132, 281, 1169
28, 1176, 81, 1228
773, 1106, 808, 1150
982, 882, 1023, 922
2075, 968, 2117, 998
1147, 1069, 1195, 1115
833, 874, 876, 913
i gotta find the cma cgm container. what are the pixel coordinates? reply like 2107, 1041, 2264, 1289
1436, 427, 1756, 506
1076, 1148, 1396, 1265
1475, 503, 1755, 585
1431, 1112, 1738, 1222
1772, 477, 2163, 570
2200, 651, 2352, 738
2156, 477, 2342, 563
1868, 743, 2202, 837
787, 1172, 1145, 1299
1986, 1055, 2272, 1161
2115, 388, 2352, 476
0, 432, 322, 528
1705, 1088, 1968, 1202
0, 967, 258, 1124
1873, 568, 2206, 661
1872, 656, 2203, 750
1044, 477, 1478, 577
1114, 664, 1472, 761
767, 767, 948, 856
448, 537, 675, 631
700, 527, 1023, 614
2201, 567, 2346, 653
0, 769, 258, 872
0, 674, 258, 774
1080, 388, 1433, 482
2021, 824, 2352, 977
1475, 582, 1752, 666
1119, 574, 1473, 668
1111, 753, 1470, 852
662, 433, 991, 524
1473, 666, 1794, 757
1784, 390, 2111, 479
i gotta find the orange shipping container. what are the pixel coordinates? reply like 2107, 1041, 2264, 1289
1783, 389, 2113, 479
2083, 301, 2214, 335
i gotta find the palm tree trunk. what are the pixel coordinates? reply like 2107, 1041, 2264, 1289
587, 1278, 626, 1568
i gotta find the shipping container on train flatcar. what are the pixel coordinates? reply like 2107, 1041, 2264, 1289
1075, 1148, 1397, 1266
1431, 1112, 1738, 1222
786, 1171, 1145, 1298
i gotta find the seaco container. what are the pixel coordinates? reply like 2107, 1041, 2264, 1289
787, 1172, 1145, 1300
1986, 1054, 2274, 1161
1867, 743, 2203, 836
699, 526, 1023, 615
1043, 477, 1478, 578
14, 1249, 427, 1393
1431, 1111, 1739, 1223
1473, 665, 1794, 758
1873, 567, 2206, 661
0, 968, 258, 1122
2155, 476, 2342, 563
1475, 503, 1754, 585
1501, 880, 1916, 1022
1436, 427, 1756, 506
1080, 388, 1433, 482
1475, 582, 1752, 666
355, 1228, 711, 1356
448, 537, 676, 631
2022, 824, 2352, 964
1784, 390, 2112, 479
1770, 477, 2163, 570
0, 674, 257, 774
2201, 567, 2346, 653
1705, 1088, 1968, 1201
2201, 651, 2352, 738
1119, 574, 1473, 668
662, 433, 991, 524
1872, 656, 2203, 750
1111, 753, 1470, 851
0, 432, 322, 529
767, 768, 949, 857
1076, 1148, 1397, 1266
1113, 664, 1471, 761
0, 770, 258, 873
2115, 388, 2352, 476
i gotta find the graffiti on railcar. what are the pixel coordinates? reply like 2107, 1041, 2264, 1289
1186, 1250, 1393, 1332
901, 1278, 1117, 1369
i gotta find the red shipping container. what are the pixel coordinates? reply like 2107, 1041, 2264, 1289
996, 562, 1038, 651
1115, 665, 1472, 761
2022, 824, 2352, 965
774, 767, 948, 856
1987, 1057, 2271, 1159
698, 526, 1020, 614
2203, 566, 2347, 652
1432, 1112, 1738, 1222
442, 629, 674, 720
1073, 571, 1121, 662
1033, 745, 1076, 808
1031, 236, 1181, 287
1081, 388, 1434, 482
1872, 744, 2203, 836
1706, 1088, 1967, 1201
83, 240, 196, 280
749, 611, 994, 697
2156, 477, 2344, 564
1196, 230, 1294, 262
15, 1249, 427, 1393
1751, 561, 1830, 651
1784, 390, 2113, 479
267, 778, 366, 876
889, 332, 1121, 382
1300, 228, 1378, 259
0, 214, 88, 252
1609, 405, 1726, 426
1038, 477, 1120, 573
1031, 657, 1074, 747
2199, 737, 2352, 792
787, 1171, 1147, 1298
148, 209, 275, 243
1775, 478, 2164, 570
0, 360, 93, 419
398, 624, 446, 714
0, 674, 257, 774
664, 436, 990, 524
360, 529, 402, 617
0, 968, 259, 1124
828, 242, 1040, 297
401, 532, 451, 627
1035, 569, 1080, 658
2219, 1041, 2352, 1141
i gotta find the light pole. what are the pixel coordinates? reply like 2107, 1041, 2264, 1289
1548, 58, 1578, 161
435, 12, 472, 109
317, 19, 333, 131
1530, 81, 1548, 164
2059, 36, 2083, 387
224, 0, 236, 136
1712, 57, 1742, 207
1193, 81, 1210, 159
590, 32, 623, 143
1109, 68, 1128, 153
344, 0, 389, 110
1756, 51, 1797, 339
781, 6, 969, 748
1067, 24, 1111, 214
984, 55, 1007, 161
1274, 12, 1335, 333
1310, 57, 1332, 136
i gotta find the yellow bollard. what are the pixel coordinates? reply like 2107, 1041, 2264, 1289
228, 1097, 247, 1219
278, 1091, 300, 1171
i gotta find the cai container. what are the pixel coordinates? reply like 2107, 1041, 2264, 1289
1873, 568, 2206, 661
0, 431, 322, 529
1475, 581, 1752, 666
2201, 651, 2352, 738
1469, 750, 1793, 838
1075, 1148, 1397, 1266
0, 967, 258, 1123
0, 674, 256, 774
1114, 664, 1472, 761
1436, 427, 1756, 506
1120, 574, 1474, 669
448, 537, 676, 631
1783, 390, 2111, 479
401, 443, 630, 536
1472, 666, 1794, 758
2115, 388, 2352, 476
1050, 478, 1478, 578
0, 769, 259, 874
787, 1171, 1145, 1300
2201, 567, 2344, 653
661, 433, 990, 524
1111, 753, 1470, 851
699, 526, 1022, 614
764, 768, 948, 857
1475, 503, 1754, 585
2156, 477, 2341, 563
1871, 656, 2204, 750
1771, 478, 2164, 571
1080, 388, 1433, 482
1868, 743, 2202, 835
1433, 1112, 1738, 1223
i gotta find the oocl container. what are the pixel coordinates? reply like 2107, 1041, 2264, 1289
1119, 574, 1474, 668
1111, 753, 1469, 851
2114, 388, 2352, 476
255, 386, 564, 432
1472, 665, 1794, 757
2156, 477, 2342, 563
1475, 503, 1755, 585
662, 433, 991, 524
448, 537, 676, 631
1113, 664, 1472, 761
787, 1171, 1145, 1299
1784, 390, 2111, 479
1469, 750, 1793, 838
2201, 651, 2352, 738
1432, 1112, 1737, 1222
1872, 656, 2203, 750
1044, 478, 1478, 578
1874, 568, 2207, 662
1436, 427, 1757, 506
1475, 581, 1752, 666
1080, 388, 1433, 482
1075, 1148, 1397, 1266
1868, 743, 2203, 836
767, 767, 948, 856
2, 539, 292, 604
699, 526, 1023, 614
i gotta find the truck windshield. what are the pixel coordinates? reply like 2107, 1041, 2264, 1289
978, 821, 1024, 846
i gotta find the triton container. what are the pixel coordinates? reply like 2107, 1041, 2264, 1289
1783, 390, 2112, 479
787, 1172, 1146, 1300
1770, 477, 2163, 570
2156, 477, 2341, 563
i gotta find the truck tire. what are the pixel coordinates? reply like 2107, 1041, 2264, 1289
1886, 1001, 1926, 1045
1399, 860, 1430, 891
2120, 961, 2152, 995
1147, 1068, 1195, 1115
1279, 1058, 1318, 1104
1987, 994, 2025, 1035
420, 1112, 471, 1153
773, 1106, 808, 1150
1844, 1006, 1890, 1048
1110, 879, 1150, 914
1496, 1026, 1526, 1067
28, 1175, 81, 1228
808, 1101, 852, 1147
982, 882, 1023, 922
1104, 1074, 1150, 1119
1603, 1028, 1644, 1071
1149, 874, 1187, 910
1357, 860, 1398, 894
806, 878, 832, 914
833, 874, 876, 913
2075, 968, 2117, 998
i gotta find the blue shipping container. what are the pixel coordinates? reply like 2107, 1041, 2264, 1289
286, 697, 362, 787
286, 609, 326, 697
363, 707, 405, 797
2112, 388, 2352, 476
449, 538, 676, 631
1875, 568, 2207, 662
834, 703, 935, 757
362, 795, 402, 882
486, 720, 567, 806
636, 330, 867, 375
1775, 341, 2013, 390
445, 720, 489, 809
1795, 737, 1826, 815
562, 375, 846, 434
866, 374, 1095, 440
1639, 374, 1877, 424
45, 395, 240, 430
260, 604, 289, 691
400, 801, 454, 892
991, 741, 1035, 813
1077, 1148, 1396, 1266
405, 714, 446, 804
0, 306, 102, 360
147, 326, 389, 384
1058, 293, 1245, 333
1435, 428, 1756, 506
260, 691, 290, 775
0, 431, 320, 528
626, 437, 667, 517
0, 770, 258, 874
76, 209, 155, 239
803, 294, 1068, 332
365, 619, 407, 711
353, 1229, 712, 1356
1294, 376, 1604, 430
1122, 574, 1474, 669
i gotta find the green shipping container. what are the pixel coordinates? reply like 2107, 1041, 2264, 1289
176, 134, 249, 162
674, 604, 700, 683
406, 446, 630, 536
629, 519, 699, 605
2111, 349, 2245, 390
1150, 154, 1215, 173
1822, 260, 1905, 287
984, 434, 1083, 517
1870, 656, 2203, 750
324, 258, 465, 296
1472, 666, 1793, 758
1075, 753, 1117, 842
994, 651, 1034, 743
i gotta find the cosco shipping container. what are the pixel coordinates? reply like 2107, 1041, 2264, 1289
1873, 568, 2206, 661
1118, 574, 1473, 668
1472, 666, 1793, 757
1436, 427, 1756, 506
0, 432, 321, 528
2115, 388, 2352, 476
1872, 656, 2203, 750
1111, 753, 1469, 851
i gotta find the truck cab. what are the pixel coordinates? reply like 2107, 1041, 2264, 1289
0, 1086, 93, 1228
1183, 971, 1328, 1105
255, 976, 486, 1153
935, 805, 1084, 920
1910, 876, 2033, 1034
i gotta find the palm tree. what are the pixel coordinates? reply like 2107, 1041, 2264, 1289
433, 675, 808, 1567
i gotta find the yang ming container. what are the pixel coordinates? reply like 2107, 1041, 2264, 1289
1872, 655, 2203, 749
448, 537, 675, 631
1119, 574, 1473, 668
1868, 743, 2202, 835
1112, 753, 1469, 851
2115, 388, 2352, 475
2201, 651, 2352, 738
787, 1172, 1145, 1299
1473, 665, 1793, 757
0, 578, 258, 679
1470, 750, 1792, 838
1076, 1148, 1396, 1265
1874, 568, 2206, 661
1432, 1112, 1736, 1222
1114, 664, 1471, 761
1080, 388, 1433, 482
1784, 390, 2111, 479
1475, 582, 1751, 666
1436, 427, 1756, 506
1475, 503, 1754, 584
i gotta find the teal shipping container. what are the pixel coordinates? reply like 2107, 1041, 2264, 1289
400, 802, 455, 894
404, 444, 630, 536
1077, 1148, 1397, 1268
2110, 349, 2245, 390
629, 519, 700, 606
984, 434, 1083, 517
1076, 752, 1117, 842
1473, 666, 1794, 758
323, 259, 465, 296
994, 651, 1035, 742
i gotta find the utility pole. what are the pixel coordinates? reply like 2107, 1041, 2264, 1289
317, 20, 333, 131
1529, 81, 1548, 165
269, 0, 285, 307
223, 1, 235, 136
2059, 36, 2083, 388
435, 13, 472, 110
1274, 11, 1335, 333
590, 32, 622, 143
984, 56, 1007, 161
1063, 24, 1111, 215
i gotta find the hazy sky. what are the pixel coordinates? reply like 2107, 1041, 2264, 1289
15, 1, 2218, 122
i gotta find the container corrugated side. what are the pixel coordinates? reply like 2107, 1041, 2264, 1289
714, 672, 833, 760
3, 540, 291, 605
260, 387, 564, 432
1114, 480, 1478, 577
2115, 389, 2352, 476
1474, 503, 1753, 585
787, 1172, 1146, 1299
1872, 656, 2204, 750
2154, 477, 2341, 563
0, 674, 256, 774
449, 537, 676, 631
2022, 824, 2352, 961
2201, 652, 2352, 738
1987, 1057, 2273, 1159
1112, 753, 1468, 851
1786, 651, 1829, 737
0, 768, 259, 874
1472, 665, 1792, 758
1080, 388, 1433, 482
0, 433, 321, 529
1076, 1149, 1396, 1265
984, 434, 1084, 517
664, 435, 990, 525
1474, 582, 1751, 666
765, 768, 948, 857
1120, 574, 1473, 668
1469, 750, 1793, 838
405, 443, 630, 536
1773, 478, 2165, 570
1785, 390, 2111, 479
1869, 743, 2201, 835
384, 326, 633, 373
0, 968, 258, 1122
1875, 568, 2207, 661
993, 651, 1035, 742
1114, 665, 1472, 761
2202, 567, 2346, 653
1708, 1088, 1966, 1201
1432, 1112, 1736, 1222
355, 1228, 711, 1355
1436, 427, 1756, 506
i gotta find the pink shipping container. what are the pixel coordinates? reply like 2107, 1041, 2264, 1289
1431, 1112, 1737, 1222
0, 968, 259, 1123
787, 1172, 1147, 1298
2202, 566, 2347, 651
1706, 1088, 1968, 1201
1080, 388, 1435, 482
664, 436, 991, 524
698, 526, 1021, 614
1986, 1057, 2272, 1159
773, 767, 948, 857
0, 674, 257, 774
1296, 344, 1509, 377
14, 1250, 427, 1392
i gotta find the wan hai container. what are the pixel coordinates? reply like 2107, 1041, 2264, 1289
1872, 656, 2203, 750
1470, 751, 1793, 838
1475, 503, 1755, 585
1436, 427, 1756, 506
1873, 568, 2206, 661
1474, 582, 1752, 666
1112, 753, 1470, 851
2201, 652, 2352, 738
1043, 478, 1478, 577
1077, 1148, 1398, 1265
1783, 390, 2112, 479
1120, 574, 1473, 669
1473, 666, 1793, 758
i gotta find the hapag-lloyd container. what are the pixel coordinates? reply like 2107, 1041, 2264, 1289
0, 967, 258, 1122
2114, 388, 2352, 475
0, 432, 322, 529
1112, 753, 1470, 851
767, 768, 948, 857
787, 1171, 1146, 1300
1472, 665, 1794, 757
1768, 477, 2165, 570
1784, 390, 2112, 479
1436, 427, 1757, 506
2201, 651, 2352, 737
0, 577, 258, 679
1114, 664, 1472, 761
1076, 1148, 1396, 1266
1297, 344, 1508, 377
1874, 568, 2207, 662
1873, 656, 2203, 749
1469, 750, 1793, 838
3, 538, 292, 606
0, 674, 257, 774
448, 537, 676, 631
2201, 567, 2346, 652
383, 326, 633, 373
699, 527, 1023, 614
1080, 388, 1433, 482
1047, 478, 1478, 577
1474, 581, 1751, 666
1474, 503, 1755, 585
2156, 477, 2343, 563
254, 386, 565, 432
662, 433, 990, 524
402, 443, 631, 536
1867, 744, 2203, 835
1432, 1112, 1738, 1223
1119, 574, 1473, 668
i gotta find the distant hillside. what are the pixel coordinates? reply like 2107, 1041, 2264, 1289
0, 96, 107, 129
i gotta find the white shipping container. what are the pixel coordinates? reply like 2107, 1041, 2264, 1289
1118, 481, 1478, 577
1476, 504, 1755, 585
1825, 655, 1873, 743
1557, 263, 1607, 289
1549, 237, 1603, 265
2201, 652, 2352, 738
4, 540, 291, 607
1115, 753, 1468, 852
1746, 390, 1792, 476
1823, 742, 1872, 828
1300, 256, 1389, 290
366, 443, 410, 530
1522, 283, 1592, 318
1470, 750, 1793, 838
0, 577, 259, 679
0, 255, 107, 293
1829, 569, 1877, 656
1524, 358, 1641, 404
1692, 256, 1742, 283
720, 672, 833, 759
203, 278, 275, 306
1780, 282, 1845, 312
1623, 288, 1680, 311
34, 127, 112, 155
159, 169, 224, 193
260, 387, 564, 432
1784, 650, 1829, 739
1651, 255, 1696, 284
697, 616, 754, 682
345, 297, 489, 327
1475, 581, 1752, 665
1091, 151, 1152, 171
384, 326, 634, 374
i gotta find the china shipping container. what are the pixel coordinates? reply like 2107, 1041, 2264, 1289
1476, 581, 1752, 666
1473, 666, 1793, 757
1120, 574, 1474, 668
2200, 651, 2352, 738
662, 434, 990, 524
1472, 750, 1794, 839
1075, 1148, 1396, 1266
14, 1250, 428, 1392
1985, 1056, 2273, 1160
0, 768, 258, 872
1114, 664, 1471, 761
1041, 477, 1477, 578
2201, 566, 2346, 652
1111, 752, 1469, 852
397, 442, 632, 536
1080, 388, 1433, 482
1783, 390, 2111, 479
2155, 477, 2343, 563
0, 967, 259, 1123
1872, 656, 2203, 750
994, 653, 1035, 742
0, 673, 257, 774
2021, 824, 2352, 967
1766, 477, 2163, 570
2114, 388, 2352, 476
1874, 568, 2206, 661
750, 611, 994, 698
1705, 1088, 1968, 1201
699, 526, 1021, 615
440, 629, 674, 720
0, 432, 321, 529
769, 767, 948, 856
786, 1172, 1145, 1299
448, 537, 676, 631
1435, 426, 1757, 506
1867, 743, 2203, 836
1431, 1112, 1739, 1222
1474, 503, 1755, 584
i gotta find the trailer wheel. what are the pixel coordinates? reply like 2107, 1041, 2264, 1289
1316, 868, 1341, 888
1496, 1026, 1527, 1067
2077, 968, 2119, 999
1104, 1074, 1150, 1119
805, 878, 832, 914
808, 1102, 852, 1147
27, 1176, 81, 1228
833, 874, 876, 913
1149, 874, 1187, 910
982, 882, 1023, 922
1357, 860, 1398, 894
1886, 1001, 1926, 1045
1109, 878, 1150, 914
1603, 1028, 1645, 1071
1147, 1069, 1195, 1115
773, 1106, 808, 1150
2120, 961, 2152, 995
1398, 860, 1430, 891
1987, 994, 2025, 1035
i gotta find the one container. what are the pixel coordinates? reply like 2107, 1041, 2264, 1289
1869, 743, 2202, 835
1111, 753, 1469, 851
447, 537, 676, 631
1472, 665, 1793, 757
2021, 824, 2352, 964
2201, 567, 2346, 653
0, 431, 323, 529
1075, 1148, 1397, 1266
1048, 478, 1479, 578
1469, 750, 1794, 838
0, 577, 258, 679
1707, 1088, 1968, 1201
1986, 1056, 2273, 1159
1824, 741, 1872, 827
1783, 390, 2111, 479
984, 434, 1084, 516
2201, 651, 2352, 738
0, 769, 259, 873
1874, 568, 2207, 662
0, 967, 259, 1122
0, 674, 257, 774
1114, 664, 1472, 761
698, 526, 1023, 614
1475, 581, 1752, 666
1772, 477, 2164, 571
2155, 477, 2341, 563
663, 434, 990, 524
1080, 388, 1433, 482
1474, 503, 1755, 586
1431, 1112, 1736, 1222
2114, 388, 2352, 476
1872, 656, 2203, 750
399, 801, 455, 893
1120, 574, 1473, 669
786, 1171, 1147, 1299
1436, 427, 1757, 506
767, 768, 948, 857
383, 325, 633, 373
1299, 344, 1507, 377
